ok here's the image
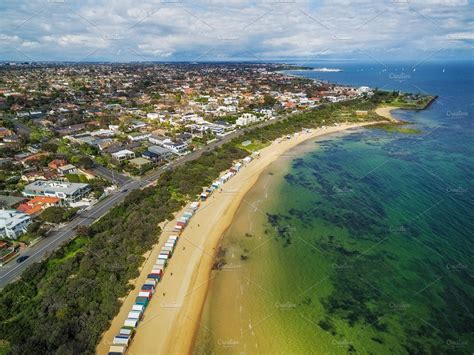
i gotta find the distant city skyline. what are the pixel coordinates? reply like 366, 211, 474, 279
1, 0, 472, 62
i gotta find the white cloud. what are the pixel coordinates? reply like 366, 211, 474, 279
0, 0, 472, 61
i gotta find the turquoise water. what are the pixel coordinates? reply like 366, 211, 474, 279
196, 62, 473, 354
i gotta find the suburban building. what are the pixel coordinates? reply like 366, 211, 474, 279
57, 164, 77, 176
162, 140, 188, 155
0, 210, 32, 239
22, 180, 90, 204
128, 132, 151, 142
112, 149, 135, 162
17, 196, 61, 216
236, 113, 260, 126
144, 145, 172, 162
129, 157, 151, 169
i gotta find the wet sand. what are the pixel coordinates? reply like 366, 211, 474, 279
96, 121, 385, 355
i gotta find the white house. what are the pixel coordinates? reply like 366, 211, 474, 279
0, 210, 32, 239
23, 180, 91, 204
236, 113, 260, 126
112, 149, 135, 161
128, 132, 151, 142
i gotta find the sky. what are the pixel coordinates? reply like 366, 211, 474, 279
0, 0, 472, 62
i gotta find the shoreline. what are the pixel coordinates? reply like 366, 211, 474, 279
96, 120, 387, 355
374, 106, 400, 121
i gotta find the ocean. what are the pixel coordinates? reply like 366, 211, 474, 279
194, 61, 473, 354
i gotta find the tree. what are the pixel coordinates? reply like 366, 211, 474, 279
40, 206, 66, 224
76, 156, 95, 169
41, 142, 58, 153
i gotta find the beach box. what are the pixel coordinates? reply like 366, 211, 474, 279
108, 345, 126, 355
128, 311, 142, 320
165, 242, 175, 249
162, 246, 173, 255
157, 253, 169, 260
113, 335, 130, 346
156, 259, 167, 267
132, 304, 145, 312
141, 284, 155, 293
148, 273, 161, 281
135, 296, 149, 307
145, 279, 157, 287
138, 291, 152, 299
119, 327, 134, 336
124, 318, 138, 328
151, 267, 164, 274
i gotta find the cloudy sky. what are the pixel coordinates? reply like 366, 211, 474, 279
0, 0, 472, 62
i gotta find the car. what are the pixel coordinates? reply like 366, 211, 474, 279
16, 255, 29, 263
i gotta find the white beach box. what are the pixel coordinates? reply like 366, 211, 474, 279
123, 318, 138, 328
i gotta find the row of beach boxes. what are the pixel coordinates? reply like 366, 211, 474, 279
108, 234, 180, 355
200, 161, 246, 201
173, 201, 199, 233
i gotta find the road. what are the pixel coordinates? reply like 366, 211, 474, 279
92, 165, 131, 186
0, 115, 285, 288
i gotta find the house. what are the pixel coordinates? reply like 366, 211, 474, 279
57, 164, 77, 176
22, 180, 90, 204
144, 145, 172, 162
48, 159, 67, 170
147, 112, 160, 120
148, 134, 169, 146
112, 149, 135, 162
17, 196, 61, 216
162, 140, 188, 155
236, 113, 260, 126
0, 210, 32, 239
128, 132, 151, 142
129, 157, 151, 169
129, 120, 148, 130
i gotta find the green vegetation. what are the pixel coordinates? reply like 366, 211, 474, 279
372, 122, 422, 134
0, 92, 417, 354
40, 206, 79, 224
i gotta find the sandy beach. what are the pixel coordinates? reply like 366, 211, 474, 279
375, 106, 400, 121
96, 121, 386, 355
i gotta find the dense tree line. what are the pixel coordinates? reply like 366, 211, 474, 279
0, 94, 393, 354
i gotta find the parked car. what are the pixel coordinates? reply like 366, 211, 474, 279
16, 255, 29, 263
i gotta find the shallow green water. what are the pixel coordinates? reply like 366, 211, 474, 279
194, 63, 473, 354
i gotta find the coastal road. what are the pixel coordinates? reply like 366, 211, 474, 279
92, 165, 131, 186
0, 114, 289, 288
